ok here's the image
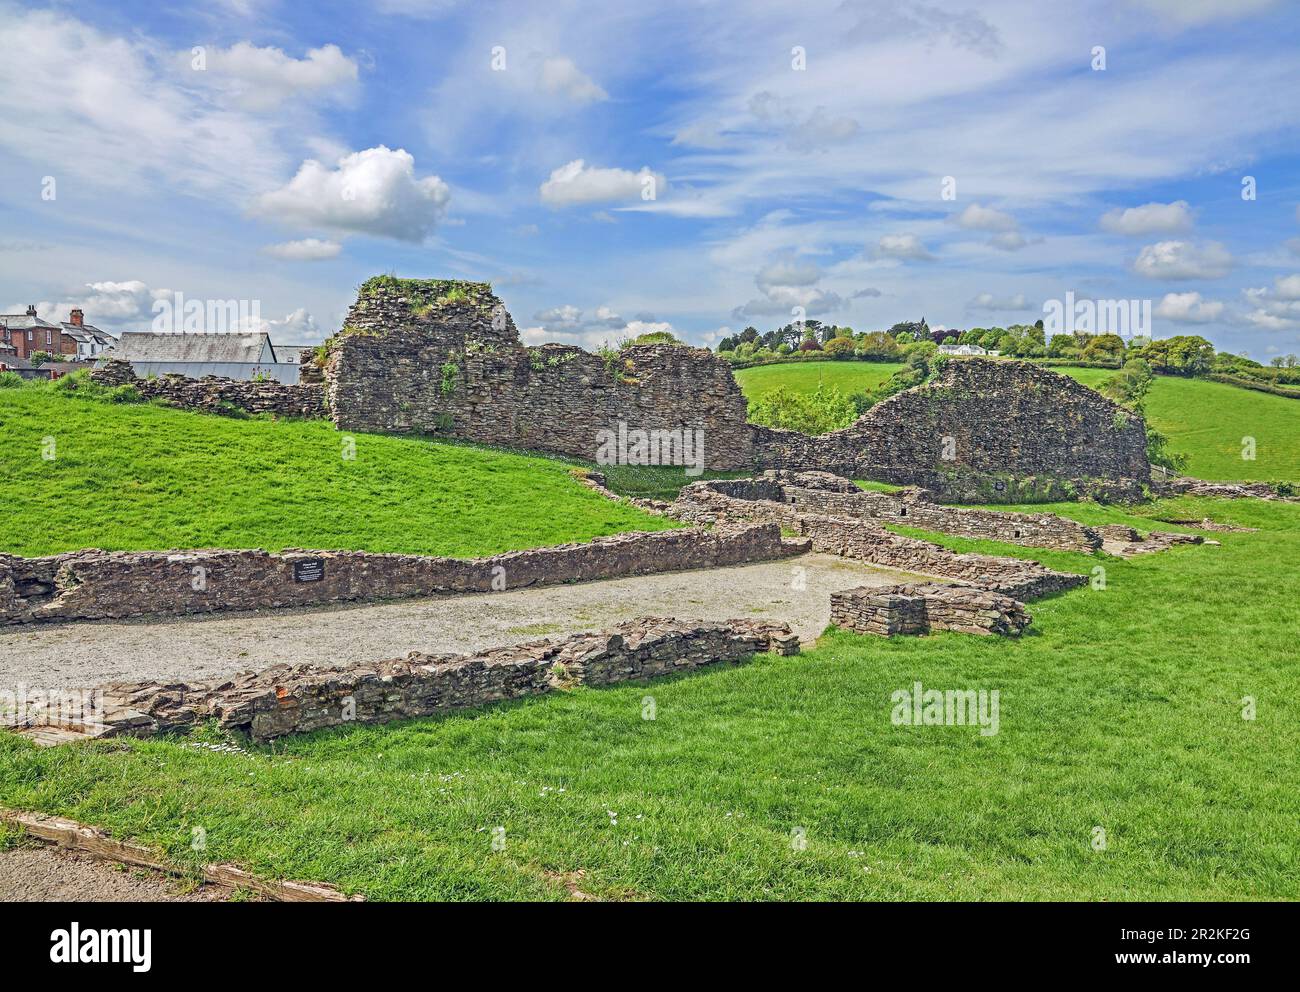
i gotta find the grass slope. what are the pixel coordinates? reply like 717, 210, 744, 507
733, 361, 905, 402
734, 360, 1300, 484
2, 495, 1295, 900
0, 388, 674, 557
1054, 368, 1300, 483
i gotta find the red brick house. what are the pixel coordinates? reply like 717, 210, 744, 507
0, 305, 77, 360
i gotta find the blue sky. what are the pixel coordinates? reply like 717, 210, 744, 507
3, 0, 1300, 359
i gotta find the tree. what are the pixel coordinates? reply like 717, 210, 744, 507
1083, 333, 1127, 363
1047, 333, 1077, 358
746, 384, 857, 435
1164, 335, 1215, 376
854, 331, 900, 360
823, 336, 855, 358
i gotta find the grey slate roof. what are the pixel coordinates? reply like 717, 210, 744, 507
111, 332, 276, 364
0, 313, 60, 331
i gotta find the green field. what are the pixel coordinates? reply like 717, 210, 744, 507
735, 360, 1300, 484
0, 386, 673, 558
733, 361, 906, 402
2, 493, 1296, 900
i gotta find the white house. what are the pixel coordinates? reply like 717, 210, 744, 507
939, 343, 988, 356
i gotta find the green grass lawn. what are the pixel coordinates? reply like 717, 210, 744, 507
3, 493, 1295, 900
1053, 369, 1300, 483
733, 360, 905, 402
734, 360, 1300, 484
0, 387, 674, 557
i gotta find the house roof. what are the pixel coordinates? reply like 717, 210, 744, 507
61, 322, 116, 344
0, 313, 60, 331
111, 331, 277, 364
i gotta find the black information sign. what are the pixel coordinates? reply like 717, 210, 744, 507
293, 558, 325, 583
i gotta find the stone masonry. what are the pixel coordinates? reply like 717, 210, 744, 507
830, 583, 1032, 637
0, 523, 806, 625
91, 359, 324, 418
752, 358, 1151, 502
321, 280, 755, 470
61, 617, 799, 742
665, 474, 1088, 601
688, 470, 1102, 551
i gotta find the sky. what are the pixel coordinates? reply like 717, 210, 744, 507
2, 0, 1300, 359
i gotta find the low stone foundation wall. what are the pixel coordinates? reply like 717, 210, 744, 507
668, 478, 1087, 601
1157, 477, 1294, 501
71, 618, 798, 741
0, 523, 806, 625
704, 471, 1101, 551
831, 583, 1031, 637
91, 359, 324, 419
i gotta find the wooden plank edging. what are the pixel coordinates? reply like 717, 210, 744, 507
0, 806, 363, 902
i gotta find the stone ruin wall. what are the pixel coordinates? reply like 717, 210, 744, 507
752, 359, 1151, 502
74, 617, 799, 742
91, 359, 324, 419
84, 279, 1154, 501
321, 284, 757, 470
700, 470, 1102, 551
0, 523, 803, 625
830, 583, 1032, 637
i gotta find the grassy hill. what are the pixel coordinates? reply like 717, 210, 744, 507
3, 492, 1296, 899
733, 361, 905, 403
0, 386, 674, 558
734, 360, 1300, 483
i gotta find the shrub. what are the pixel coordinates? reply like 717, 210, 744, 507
822, 336, 856, 359
440, 361, 459, 396
747, 384, 857, 435
0, 371, 24, 389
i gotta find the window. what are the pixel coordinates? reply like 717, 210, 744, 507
46, 330, 52, 344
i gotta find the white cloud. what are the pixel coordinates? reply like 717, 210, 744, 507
732, 259, 848, 319
540, 57, 607, 104
966, 292, 1034, 311
953, 203, 1019, 232
261, 238, 343, 260
0, 9, 287, 197
1154, 291, 1225, 323
256, 146, 450, 241
1240, 280, 1300, 330
180, 43, 357, 111
988, 231, 1030, 252
257, 308, 320, 340
1132, 240, 1232, 280
1100, 200, 1194, 235
748, 91, 859, 150
539, 160, 667, 207
874, 233, 934, 261
29, 280, 170, 329
1273, 274, 1300, 300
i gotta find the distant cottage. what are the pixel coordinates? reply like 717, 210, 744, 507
938, 343, 1000, 357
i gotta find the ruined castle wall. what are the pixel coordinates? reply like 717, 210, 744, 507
753, 359, 1151, 502
324, 287, 755, 470
91, 360, 324, 419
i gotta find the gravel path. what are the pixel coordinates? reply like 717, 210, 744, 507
0, 847, 227, 902
0, 553, 931, 687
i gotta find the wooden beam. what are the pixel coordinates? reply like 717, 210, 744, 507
0, 807, 363, 902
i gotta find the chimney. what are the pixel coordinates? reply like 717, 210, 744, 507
69, 308, 84, 327
26, 305, 37, 316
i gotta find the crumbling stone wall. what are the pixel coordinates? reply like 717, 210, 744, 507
753, 359, 1151, 502
0, 523, 805, 625
321, 281, 755, 470
87, 617, 799, 741
91, 359, 324, 419
696, 470, 1102, 551
668, 477, 1087, 601
831, 583, 1031, 637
